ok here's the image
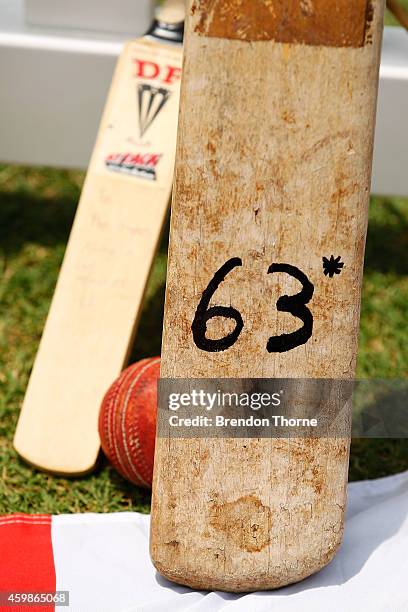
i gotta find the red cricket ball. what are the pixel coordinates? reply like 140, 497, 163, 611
98, 357, 160, 488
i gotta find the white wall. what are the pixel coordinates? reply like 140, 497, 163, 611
25, 0, 154, 36
0, 1, 407, 196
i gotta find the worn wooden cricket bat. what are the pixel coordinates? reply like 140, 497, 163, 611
14, 0, 184, 475
151, 0, 385, 592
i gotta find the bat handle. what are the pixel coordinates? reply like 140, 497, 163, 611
387, 0, 408, 30
147, 0, 185, 44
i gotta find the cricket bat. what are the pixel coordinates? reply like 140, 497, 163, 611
14, 0, 185, 475
151, 0, 385, 592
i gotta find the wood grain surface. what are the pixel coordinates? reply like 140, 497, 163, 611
192, 0, 374, 46
150, 0, 385, 592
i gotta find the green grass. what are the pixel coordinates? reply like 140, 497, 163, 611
0, 165, 406, 514
0, 166, 154, 513
0, 3, 406, 521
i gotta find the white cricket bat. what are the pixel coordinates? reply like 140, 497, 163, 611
151, 0, 385, 593
14, 0, 184, 475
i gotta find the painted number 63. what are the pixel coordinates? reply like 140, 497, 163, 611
191, 257, 314, 353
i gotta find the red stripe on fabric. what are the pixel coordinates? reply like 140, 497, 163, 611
0, 514, 55, 611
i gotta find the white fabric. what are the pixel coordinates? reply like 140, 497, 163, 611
51, 471, 408, 612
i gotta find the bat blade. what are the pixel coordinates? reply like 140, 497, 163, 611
14, 28, 183, 475
151, 0, 385, 593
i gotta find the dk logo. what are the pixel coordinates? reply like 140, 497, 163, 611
137, 84, 171, 137
133, 58, 181, 138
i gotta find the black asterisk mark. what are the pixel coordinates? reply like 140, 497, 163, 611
323, 255, 344, 278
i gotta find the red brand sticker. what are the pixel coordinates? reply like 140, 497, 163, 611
105, 153, 162, 181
